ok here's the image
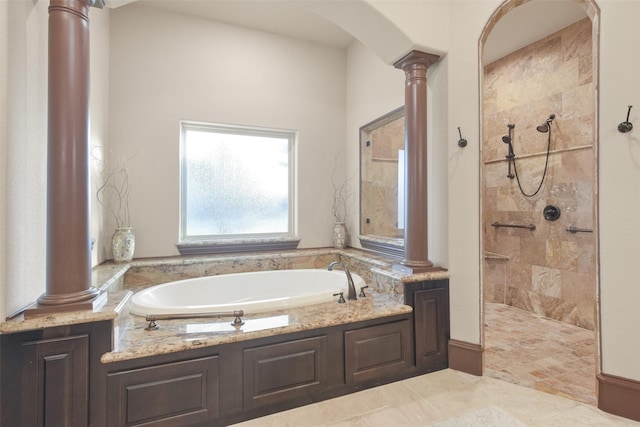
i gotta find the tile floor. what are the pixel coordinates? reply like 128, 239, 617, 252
232, 303, 639, 426
230, 369, 637, 426
484, 302, 597, 405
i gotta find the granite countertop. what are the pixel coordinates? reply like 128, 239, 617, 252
0, 264, 131, 334
102, 290, 412, 363
0, 289, 132, 334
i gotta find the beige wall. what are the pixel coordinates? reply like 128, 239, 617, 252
90, 7, 111, 266
482, 18, 596, 330
598, 0, 640, 381
0, 0, 7, 321
4, 0, 48, 320
367, 0, 450, 57
108, 3, 347, 258
345, 41, 405, 248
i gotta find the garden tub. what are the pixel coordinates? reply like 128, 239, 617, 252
129, 268, 365, 316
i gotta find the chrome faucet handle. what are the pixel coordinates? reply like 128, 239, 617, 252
359, 286, 369, 298
333, 292, 346, 303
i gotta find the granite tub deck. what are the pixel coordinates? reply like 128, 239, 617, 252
106, 289, 412, 363
1, 248, 449, 363
106, 248, 448, 362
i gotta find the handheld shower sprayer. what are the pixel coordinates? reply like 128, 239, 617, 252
503, 114, 555, 198
536, 113, 556, 133
504, 124, 515, 179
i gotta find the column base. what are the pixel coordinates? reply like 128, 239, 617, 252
24, 290, 106, 319
392, 262, 441, 275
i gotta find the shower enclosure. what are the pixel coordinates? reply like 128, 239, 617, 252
481, 16, 597, 331
479, 0, 600, 406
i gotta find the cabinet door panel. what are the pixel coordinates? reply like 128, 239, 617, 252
22, 334, 89, 427
243, 336, 327, 408
345, 320, 411, 384
414, 287, 449, 370
107, 356, 219, 427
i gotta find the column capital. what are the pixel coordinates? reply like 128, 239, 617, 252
49, 0, 103, 18
393, 50, 440, 71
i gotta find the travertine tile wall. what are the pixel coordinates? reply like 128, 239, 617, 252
482, 18, 596, 330
360, 116, 405, 238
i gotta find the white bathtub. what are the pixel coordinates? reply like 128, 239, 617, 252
129, 269, 365, 316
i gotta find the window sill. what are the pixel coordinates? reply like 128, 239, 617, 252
176, 237, 300, 256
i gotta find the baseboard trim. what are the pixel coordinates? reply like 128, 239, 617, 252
448, 339, 483, 376
597, 373, 640, 421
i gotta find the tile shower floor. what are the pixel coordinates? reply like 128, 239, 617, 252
484, 302, 597, 405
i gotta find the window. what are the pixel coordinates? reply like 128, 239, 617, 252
179, 122, 297, 252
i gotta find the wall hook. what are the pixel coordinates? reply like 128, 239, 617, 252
618, 105, 633, 133
457, 127, 468, 147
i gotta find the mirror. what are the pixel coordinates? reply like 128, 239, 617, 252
359, 107, 405, 257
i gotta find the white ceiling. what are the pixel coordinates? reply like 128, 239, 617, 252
123, 0, 355, 49
483, 1, 588, 64
107, 0, 588, 61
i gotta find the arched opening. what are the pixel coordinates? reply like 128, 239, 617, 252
479, 0, 600, 405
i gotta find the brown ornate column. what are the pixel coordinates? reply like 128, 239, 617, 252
27, 0, 104, 316
393, 50, 440, 274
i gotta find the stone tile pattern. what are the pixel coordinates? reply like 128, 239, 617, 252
482, 18, 596, 330
484, 303, 596, 406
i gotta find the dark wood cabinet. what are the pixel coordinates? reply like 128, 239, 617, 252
102, 314, 415, 426
405, 279, 450, 372
2, 290, 449, 427
107, 356, 219, 427
344, 319, 412, 384
22, 334, 90, 427
0, 320, 112, 427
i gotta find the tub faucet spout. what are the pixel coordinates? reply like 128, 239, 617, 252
328, 261, 357, 301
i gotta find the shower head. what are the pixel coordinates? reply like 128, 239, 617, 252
536, 113, 556, 133
502, 123, 515, 143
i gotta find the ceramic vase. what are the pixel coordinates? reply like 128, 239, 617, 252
112, 227, 135, 262
333, 222, 346, 249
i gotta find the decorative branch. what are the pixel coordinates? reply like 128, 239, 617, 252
91, 146, 139, 229
331, 157, 357, 223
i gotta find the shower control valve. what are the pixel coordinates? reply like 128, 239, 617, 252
543, 205, 561, 221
